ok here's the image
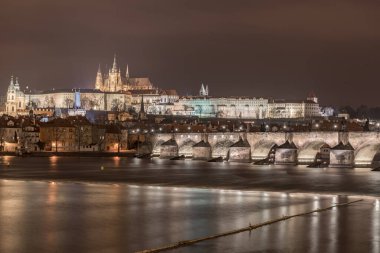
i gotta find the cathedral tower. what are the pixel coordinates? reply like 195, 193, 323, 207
6, 76, 25, 115
105, 54, 123, 92
95, 65, 103, 90
199, 83, 208, 96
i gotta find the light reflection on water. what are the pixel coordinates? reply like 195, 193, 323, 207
0, 180, 378, 252
1, 156, 380, 252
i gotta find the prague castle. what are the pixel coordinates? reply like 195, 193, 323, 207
95, 55, 154, 92
2, 55, 322, 119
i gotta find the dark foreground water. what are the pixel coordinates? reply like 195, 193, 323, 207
0, 157, 380, 253
0, 180, 379, 253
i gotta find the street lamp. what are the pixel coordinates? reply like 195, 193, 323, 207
99, 135, 104, 151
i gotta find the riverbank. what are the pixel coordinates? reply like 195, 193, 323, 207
0, 151, 136, 157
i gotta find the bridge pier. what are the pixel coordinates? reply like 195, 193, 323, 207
193, 135, 212, 160
148, 131, 380, 167
160, 138, 178, 159
274, 140, 298, 165
228, 137, 251, 163
329, 142, 355, 168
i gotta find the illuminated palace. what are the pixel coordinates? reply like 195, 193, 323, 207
3, 55, 321, 119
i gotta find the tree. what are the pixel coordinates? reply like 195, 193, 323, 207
0, 128, 5, 151
76, 126, 89, 151
356, 105, 369, 119
52, 127, 65, 152
44, 96, 55, 108
64, 97, 74, 108
81, 97, 91, 110
339, 106, 356, 118
36, 141, 45, 151
363, 118, 370, 132
111, 99, 123, 111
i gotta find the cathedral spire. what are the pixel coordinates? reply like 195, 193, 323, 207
112, 54, 117, 71
199, 83, 205, 96
10, 75, 14, 86
138, 95, 147, 120
95, 64, 103, 90
126, 64, 129, 79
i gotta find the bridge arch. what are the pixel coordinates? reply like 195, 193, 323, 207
251, 140, 277, 161
178, 139, 197, 157
298, 140, 328, 164
151, 134, 173, 155
212, 139, 235, 158
354, 141, 380, 167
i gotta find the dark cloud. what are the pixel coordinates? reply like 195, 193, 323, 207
1, 0, 380, 106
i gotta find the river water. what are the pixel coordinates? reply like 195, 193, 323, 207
0, 157, 380, 252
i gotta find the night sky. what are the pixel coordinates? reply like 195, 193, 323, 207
1, 0, 380, 106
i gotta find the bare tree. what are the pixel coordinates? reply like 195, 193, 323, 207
64, 97, 74, 108
75, 126, 89, 151
81, 96, 91, 110
111, 99, 123, 111
0, 128, 5, 151
52, 127, 66, 152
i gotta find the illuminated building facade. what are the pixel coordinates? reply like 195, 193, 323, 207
3, 56, 321, 119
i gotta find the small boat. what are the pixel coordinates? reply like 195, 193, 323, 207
254, 157, 270, 165
307, 161, 328, 168
208, 156, 224, 162
135, 153, 152, 159
170, 155, 185, 160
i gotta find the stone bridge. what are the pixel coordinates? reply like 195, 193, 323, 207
148, 131, 380, 167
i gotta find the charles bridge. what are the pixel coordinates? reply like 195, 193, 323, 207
144, 131, 380, 167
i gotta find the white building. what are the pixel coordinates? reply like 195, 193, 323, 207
3, 57, 322, 120
267, 93, 321, 118
5, 76, 26, 114
173, 96, 268, 119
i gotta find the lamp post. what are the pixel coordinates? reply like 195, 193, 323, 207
78, 126, 83, 152
99, 135, 104, 152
